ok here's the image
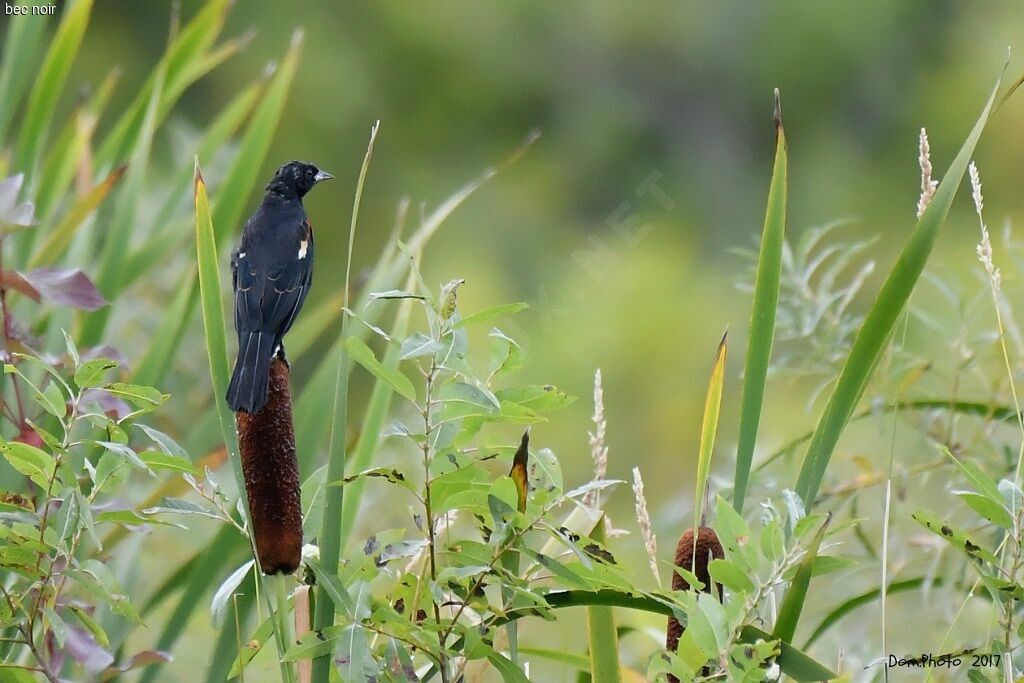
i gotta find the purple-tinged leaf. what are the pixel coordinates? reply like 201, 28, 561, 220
65, 625, 115, 673
101, 650, 172, 680
17, 268, 108, 310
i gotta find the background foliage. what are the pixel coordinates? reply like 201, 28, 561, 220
4, 1, 1024, 680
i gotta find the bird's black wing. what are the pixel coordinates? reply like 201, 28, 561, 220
276, 219, 314, 340
232, 218, 313, 345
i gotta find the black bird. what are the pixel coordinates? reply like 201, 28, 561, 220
226, 161, 333, 413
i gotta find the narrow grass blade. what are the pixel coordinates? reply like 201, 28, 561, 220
754, 398, 1022, 476
517, 647, 589, 669
694, 332, 727, 528
805, 577, 933, 648
138, 526, 245, 683
127, 79, 265, 388
78, 64, 166, 346
292, 137, 531, 467
205, 575, 255, 683
772, 514, 830, 644
131, 271, 195, 387
733, 90, 787, 514
311, 121, 379, 683
194, 162, 292, 682
29, 165, 126, 268
283, 291, 345, 360
94, 0, 232, 169
293, 231, 404, 470
339, 287, 415, 545
0, 14, 47, 146
129, 31, 303, 389
212, 29, 304, 242
794, 74, 1005, 508
13, 0, 93, 179
586, 518, 622, 683
152, 79, 265, 230
34, 67, 120, 221
485, 590, 835, 681
194, 164, 242, 513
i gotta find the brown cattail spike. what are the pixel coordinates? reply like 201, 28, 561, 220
666, 526, 724, 667
236, 355, 302, 574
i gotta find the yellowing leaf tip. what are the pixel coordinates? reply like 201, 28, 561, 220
773, 88, 784, 141
193, 157, 205, 190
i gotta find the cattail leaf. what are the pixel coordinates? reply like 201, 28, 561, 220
34, 68, 120, 221
694, 333, 727, 526
804, 576, 937, 647
312, 121, 379, 682
0, 14, 46, 146
339, 290, 417, 546
734, 90, 787, 514
585, 518, 622, 683
212, 29, 304, 241
225, 610, 274, 678
481, 589, 835, 682
194, 162, 291, 679
94, 0, 233, 169
139, 528, 246, 683
757, 398, 1024, 476
79, 60, 166, 345
794, 73, 1005, 508
772, 514, 830, 644
516, 647, 589, 669
29, 165, 126, 268
204, 579, 254, 683
130, 29, 303, 388
14, 0, 93, 178
301, 464, 329, 538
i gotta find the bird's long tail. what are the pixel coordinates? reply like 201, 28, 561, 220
226, 332, 274, 413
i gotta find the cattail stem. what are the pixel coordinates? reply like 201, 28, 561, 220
294, 585, 312, 683
236, 356, 302, 574
667, 526, 724, 682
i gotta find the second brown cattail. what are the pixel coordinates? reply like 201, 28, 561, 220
666, 526, 724, 681
236, 355, 302, 574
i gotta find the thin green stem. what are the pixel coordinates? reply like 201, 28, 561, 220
420, 356, 447, 683
310, 121, 379, 683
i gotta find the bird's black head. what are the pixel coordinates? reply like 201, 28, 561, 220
266, 161, 333, 199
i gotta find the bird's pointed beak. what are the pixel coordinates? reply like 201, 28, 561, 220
314, 170, 334, 183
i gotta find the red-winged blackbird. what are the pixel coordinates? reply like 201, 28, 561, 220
226, 161, 332, 413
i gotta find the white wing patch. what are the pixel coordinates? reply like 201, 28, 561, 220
298, 239, 309, 259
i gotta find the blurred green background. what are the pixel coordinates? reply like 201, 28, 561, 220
10, 0, 1024, 678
